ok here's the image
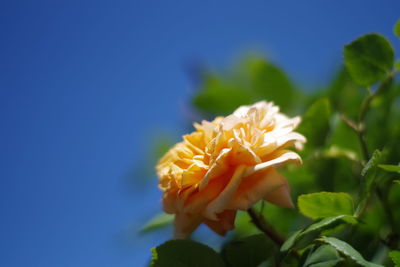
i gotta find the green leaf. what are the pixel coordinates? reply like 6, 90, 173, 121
320, 145, 358, 162
281, 215, 357, 253
389, 250, 400, 266
318, 237, 383, 267
395, 60, 400, 72
344, 34, 394, 87
298, 192, 354, 219
281, 230, 302, 253
151, 240, 225, 267
378, 164, 400, 173
141, 213, 174, 233
359, 150, 386, 202
193, 74, 253, 115
246, 58, 296, 110
394, 19, 400, 38
221, 234, 272, 267
303, 245, 342, 267
362, 150, 383, 176
297, 98, 332, 150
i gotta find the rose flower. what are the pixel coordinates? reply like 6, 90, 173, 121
156, 101, 306, 239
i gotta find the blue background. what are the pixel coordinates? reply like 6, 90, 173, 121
1, 1, 399, 266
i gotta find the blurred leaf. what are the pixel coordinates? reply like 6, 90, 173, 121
394, 19, 400, 38
141, 213, 174, 233
193, 74, 253, 115
281, 230, 302, 253
318, 236, 383, 267
344, 34, 394, 87
297, 98, 332, 150
151, 240, 225, 267
221, 234, 272, 267
281, 215, 357, 253
298, 192, 354, 219
394, 180, 400, 185
390, 250, 400, 266
359, 150, 387, 202
395, 60, 400, 71
361, 150, 383, 177
246, 58, 296, 110
327, 67, 363, 118
328, 116, 361, 155
302, 245, 342, 267
378, 164, 400, 173
319, 145, 358, 162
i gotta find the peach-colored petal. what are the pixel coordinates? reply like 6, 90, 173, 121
226, 168, 288, 211
263, 181, 294, 208
243, 150, 301, 177
174, 212, 202, 239
204, 210, 236, 236
203, 165, 246, 220
183, 171, 231, 214
199, 148, 231, 190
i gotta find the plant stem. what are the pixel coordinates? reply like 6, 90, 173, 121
247, 207, 284, 247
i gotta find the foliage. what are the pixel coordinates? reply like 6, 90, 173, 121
144, 19, 400, 266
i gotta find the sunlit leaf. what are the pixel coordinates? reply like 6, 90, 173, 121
298, 192, 354, 219
344, 34, 394, 87
378, 164, 400, 173
141, 213, 174, 233
319, 145, 358, 162
395, 60, 400, 71
221, 234, 272, 267
318, 237, 383, 267
394, 19, 400, 38
151, 240, 225, 267
389, 250, 400, 266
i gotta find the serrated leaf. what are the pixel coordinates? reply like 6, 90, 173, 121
298, 192, 354, 219
221, 234, 272, 267
394, 19, 400, 38
151, 240, 225, 267
378, 164, 400, 173
281, 215, 357, 253
318, 237, 383, 267
297, 98, 332, 150
389, 251, 400, 266
141, 213, 174, 233
344, 34, 394, 87
303, 245, 342, 267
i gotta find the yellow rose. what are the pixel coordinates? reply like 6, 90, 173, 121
156, 101, 306, 239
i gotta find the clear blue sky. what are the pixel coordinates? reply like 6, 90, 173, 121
0, 1, 399, 266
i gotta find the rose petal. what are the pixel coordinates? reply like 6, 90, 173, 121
243, 150, 302, 177
174, 212, 202, 239
203, 165, 246, 220
263, 180, 294, 208
226, 168, 289, 210
203, 210, 236, 236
